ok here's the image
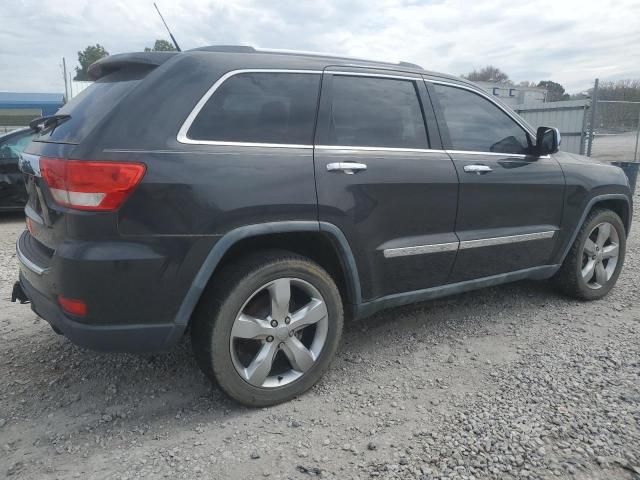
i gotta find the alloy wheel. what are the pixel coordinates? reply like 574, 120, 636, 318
229, 277, 329, 388
581, 221, 619, 289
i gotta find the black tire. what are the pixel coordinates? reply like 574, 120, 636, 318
554, 208, 626, 300
191, 250, 343, 407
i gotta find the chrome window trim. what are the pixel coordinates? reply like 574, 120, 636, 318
383, 230, 556, 259
316, 145, 445, 154
16, 238, 48, 276
426, 79, 537, 137
178, 140, 313, 149
446, 150, 550, 159
102, 148, 311, 155
447, 150, 528, 158
177, 69, 550, 156
321, 71, 430, 151
459, 231, 556, 250
177, 69, 322, 147
384, 242, 459, 258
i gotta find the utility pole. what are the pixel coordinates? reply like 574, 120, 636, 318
587, 78, 599, 157
62, 58, 69, 103
634, 109, 640, 163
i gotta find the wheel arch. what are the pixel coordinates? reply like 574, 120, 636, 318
169, 221, 361, 341
593, 198, 631, 234
559, 193, 632, 264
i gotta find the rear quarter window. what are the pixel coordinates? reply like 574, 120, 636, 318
185, 72, 321, 145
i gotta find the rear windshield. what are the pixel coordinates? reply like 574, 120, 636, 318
35, 67, 149, 144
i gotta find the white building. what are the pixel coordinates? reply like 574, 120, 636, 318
474, 81, 547, 107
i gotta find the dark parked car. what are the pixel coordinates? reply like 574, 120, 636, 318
0, 127, 34, 211
13, 47, 632, 406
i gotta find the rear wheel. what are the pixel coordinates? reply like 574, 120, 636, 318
554, 209, 626, 300
191, 251, 343, 407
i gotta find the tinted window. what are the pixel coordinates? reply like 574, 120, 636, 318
188, 73, 320, 145
432, 84, 531, 154
35, 67, 149, 144
323, 76, 428, 148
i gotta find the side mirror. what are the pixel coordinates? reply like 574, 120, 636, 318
536, 126, 561, 155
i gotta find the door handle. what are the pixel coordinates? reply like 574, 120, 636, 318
326, 162, 367, 174
463, 164, 492, 174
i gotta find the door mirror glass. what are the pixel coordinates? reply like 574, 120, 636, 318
536, 126, 561, 155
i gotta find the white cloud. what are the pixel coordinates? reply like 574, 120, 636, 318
1, 0, 639, 93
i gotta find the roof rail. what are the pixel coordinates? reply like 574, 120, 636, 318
188, 45, 423, 69
254, 47, 423, 69
188, 45, 257, 54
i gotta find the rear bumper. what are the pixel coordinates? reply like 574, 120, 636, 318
15, 230, 189, 352
18, 272, 183, 352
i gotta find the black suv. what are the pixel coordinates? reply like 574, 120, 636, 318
13, 47, 632, 406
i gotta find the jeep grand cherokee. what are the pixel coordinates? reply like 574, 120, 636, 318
13, 46, 632, 406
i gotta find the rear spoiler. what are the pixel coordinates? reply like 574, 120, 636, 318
88, 52, 178, 80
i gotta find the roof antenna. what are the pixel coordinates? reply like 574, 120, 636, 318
154, 2, 181, 52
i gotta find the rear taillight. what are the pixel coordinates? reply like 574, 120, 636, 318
40, 157, 146, 211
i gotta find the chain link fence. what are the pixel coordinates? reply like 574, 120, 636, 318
586, 78, 640, 191
590, 102, 640, 162
588, 79, 640, 163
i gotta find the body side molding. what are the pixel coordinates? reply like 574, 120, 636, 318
382, 230, 557, 258
384, 242, 459, 258
458, 230, 556, 250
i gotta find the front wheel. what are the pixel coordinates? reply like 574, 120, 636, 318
191, 251, 343, 407
554, 208, 626, 300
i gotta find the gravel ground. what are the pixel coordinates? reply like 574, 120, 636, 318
1, 197, 639, 480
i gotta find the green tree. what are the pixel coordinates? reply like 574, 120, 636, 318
462, 66, 511, 84
537, 80, 570, 102
74, 44, 109, 81
144, 39, 177, 52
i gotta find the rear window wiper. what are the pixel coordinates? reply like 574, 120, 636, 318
29, 114, 71, 132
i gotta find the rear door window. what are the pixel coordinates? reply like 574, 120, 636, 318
319, 75, 429, 149
431, 83, 531, 154
186, 72, 321, 145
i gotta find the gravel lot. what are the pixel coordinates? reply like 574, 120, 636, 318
1, 195, 639, 480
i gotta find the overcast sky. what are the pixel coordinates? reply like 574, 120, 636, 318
1, 0, 639, 94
